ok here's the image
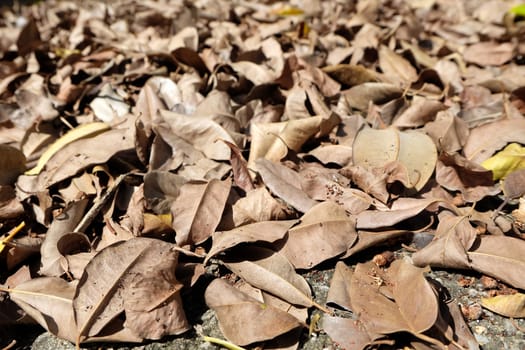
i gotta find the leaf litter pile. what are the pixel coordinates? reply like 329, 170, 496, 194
1, 0, 525, 349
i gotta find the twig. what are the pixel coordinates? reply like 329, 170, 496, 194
74, 174, 127, 233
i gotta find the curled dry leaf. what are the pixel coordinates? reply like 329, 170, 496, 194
353, 127, 437, 191
223, 246, 315, 309
74, 237, 189, 344
205, 220, 297, 264
40, 197, 89, 277
278, 201, 357, 269
205, 278, 302, 346
230, 187, 291, 227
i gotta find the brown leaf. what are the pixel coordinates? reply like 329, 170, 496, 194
230, 187, 291, 227
278, 201, 357, 269
74, 238, 189, 344
206, 220, 297, 263
143, 171, 186, 214
392, 96, 446, 128
343, 82, 403, 111
468, 235, 525, 290
171, 179, 231, 246
256, 159, 317, 213
40, 197, 89, 277
322, 64, 378, 87
326, 261, 354, 311
0, 185, 25, 219
463, 42, 515, 66
0, 145, 25, 185
205, 278, 302, 346
220, 139, 255, 192
463, 119, 525, 164
223, 246, 315, 308
322, 315, 372, 350
356, 198, 441, 229
343, 229, 411, 259
412, 213, 478, 270
378, 45, 418, 85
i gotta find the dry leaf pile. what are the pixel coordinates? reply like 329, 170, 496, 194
1, 0, 525, 349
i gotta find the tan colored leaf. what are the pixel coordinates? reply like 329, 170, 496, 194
206, 220, 297, 263
468, 235, 525, 290
40, 197, 89, 277
322, 315, 372, 350
223, 246, 315, 308
25, 122, 110, 176
356, 198, 441, 229
326, 261, 354, 311
248, 114, 341, 167
220, 139, 254, 192
34, 128, 135, 188
278, 201, 357, 269
157, 110, 237, 161
463, 119, 525, 164
3, 277, 79, 342
392, 96, 446, 128
230, 187, 291, 227
378, 45, 418, 85
424, 111, 469, 153
74, 238, 189, 344
205, 278, 302, 346
463, 42, 515, 66
412, 213, 478, 270
343, 229, 411, 259
390, 260, 439, 333
256, 159, 317, 213
171, 179, 231, 246
481, 293, 525, 318
343, 82, 403, 111
353, 127, 437, 191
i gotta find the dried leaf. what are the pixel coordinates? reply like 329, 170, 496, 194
206, 220, 297, 263
463, 42, 514, 66
171, 179, 231, 246
353, 127, 437, 191
74, 238, 189, 344
463, 119, 525, 164
0, 145, 25, 185
223, 246, 315, 308
481, 293, 525, 318
25, 122, 110, 176
278, 201, 357, 269
205, 278, 302, 346
256, 159, 317, 213
481, 143, 525, 180
378, 45, 418, 85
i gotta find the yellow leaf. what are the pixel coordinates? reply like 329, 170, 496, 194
481, 293, 525, 318
0, 222, 25, 254
25, 122, 110, 176
510, 4, 525, 17
274, 6, 304, 16
481, 143, 525, 180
